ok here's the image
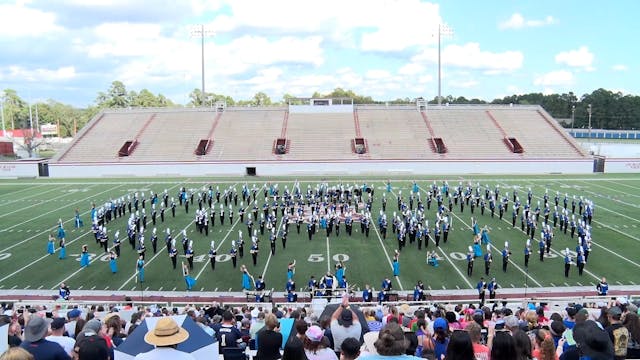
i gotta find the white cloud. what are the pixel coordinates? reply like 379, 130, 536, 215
534, 70, 574, 86
2, 65, 76, 82
450, 80, 479, 89
398, 63, 425, 75
365, 70, 391, 80
413, 43, 523, 73
499, 13, 556, 30
612, 64, 628, 71
555, 46, 594, 71
209, 0, 443, 52
0, 2, 63, 37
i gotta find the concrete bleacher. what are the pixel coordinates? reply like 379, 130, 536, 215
490, 108, 588, 157
56, 112, 151, 162
427, 108, 513, 158
204, 109, 285, 160
357, 108, 438, 159
52, 105, 589, 168
131, 111, 216, 161
282, 112, 358, 160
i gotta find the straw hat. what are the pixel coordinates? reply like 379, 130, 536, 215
144, 317, 189, 346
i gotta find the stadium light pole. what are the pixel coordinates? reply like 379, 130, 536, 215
0, 91, 6, 136
190, 24, 215, 105
437, 23, 453, 106
570, 104, 575, 131
587, 104, 592, 139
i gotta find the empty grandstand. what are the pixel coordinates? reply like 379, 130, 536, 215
49, 102, 592, 176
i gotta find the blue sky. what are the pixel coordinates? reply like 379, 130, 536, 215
0, 0, 637, 107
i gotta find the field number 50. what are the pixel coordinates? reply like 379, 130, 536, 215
308, 253, 350, 262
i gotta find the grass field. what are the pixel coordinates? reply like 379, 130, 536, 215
0, 174, 639, 297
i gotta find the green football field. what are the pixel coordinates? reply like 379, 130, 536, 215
0, 174, 638, 296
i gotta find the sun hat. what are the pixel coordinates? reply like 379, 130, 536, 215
305, 325, 324, 342
24, 317, 51, 342
144, 317, 189, 346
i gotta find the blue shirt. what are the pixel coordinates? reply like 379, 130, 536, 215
21, 339, 71, 360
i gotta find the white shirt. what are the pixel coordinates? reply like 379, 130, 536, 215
135, 347, 196, 360
46, 335, 76, 356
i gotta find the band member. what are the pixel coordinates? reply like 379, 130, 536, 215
109, 250, 118, 274
150, 228, 158, 254
524, 239, 531, 268
477, 277, 487, 306
183, 262, 196, 291
59, 237, 66, 259
136, 255, 145, 283
169, 239, 178, 270
208, 241, 217, 270
185, 240, 194, 270
80, 245, 90, 267
488, 278, 499, 300
484, 245, 492, 276
113, 230, 121, 257
47, 234, 55, 255
501, 242, 511, 273
287, 260, 296, 280
564, 248, 572, 278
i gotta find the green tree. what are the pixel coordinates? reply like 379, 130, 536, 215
252, 92, 272, 106
96, 81, 129, 108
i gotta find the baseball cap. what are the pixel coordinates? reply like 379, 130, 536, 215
608, 306, 622, 317
68, 309, 82, 319
340, 309, 353, 326
433, 317, 448, 330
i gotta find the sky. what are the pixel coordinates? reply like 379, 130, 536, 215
0, 0, 638, 107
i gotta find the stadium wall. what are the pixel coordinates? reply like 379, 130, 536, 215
47, 158, 594, 178
0, 161, 40, 178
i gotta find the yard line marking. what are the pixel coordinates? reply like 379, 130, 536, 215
24, 285, 30, 289
0, 185, 87, 219
11, 285, 16, 289
78, 285, 83, 290
606, 180, 640, 192
37, 285, 42, 289
540, 183, 640, 244
0, 185, 63, 207
172, 287, 176, 291
115, 221, 196, 291
0, 230, 96, 283
158, 287, 162, 291
194, 183, 259, 282
145, 287, 149, 291
326, 236, 331, 274
51, 180, 191, 290
552, 181, 640, 221
0, 183, 114, 232
564, 282, 569, 287
0, 184, 125, 253
91, 286, 96, 290
577, 282, 582, 286
418, 184, 542, 287
579, 180, 640, 201
379, 188, 417, 291
617, 281, 623, 285
260, 198, 286, 282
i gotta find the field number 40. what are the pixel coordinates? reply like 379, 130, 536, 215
308, 253, 350, 262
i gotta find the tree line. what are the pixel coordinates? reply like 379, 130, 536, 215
1, 82, 639, 137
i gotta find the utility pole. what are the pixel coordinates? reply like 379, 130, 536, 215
570, 104, 576, 131
0, 92, 5, 136
190, 25, 215, 106
587, 104, 591, 141
437, 23, 453, 106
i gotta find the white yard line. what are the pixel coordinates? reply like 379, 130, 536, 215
0, 183, 123, 234
0, 185, 87, 219
0, 184, 62, 206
